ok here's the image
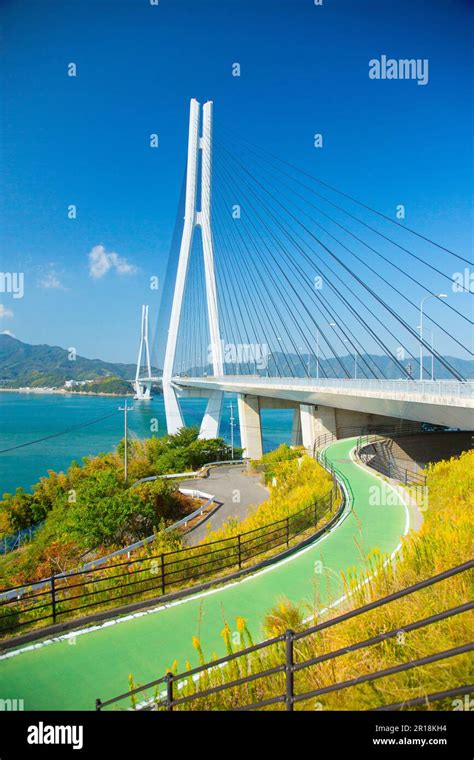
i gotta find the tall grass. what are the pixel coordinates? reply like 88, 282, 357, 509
149, 450, 473, 711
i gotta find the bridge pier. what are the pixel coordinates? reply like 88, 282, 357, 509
133, 379, 152, 400
237, 394, 263, 460
292, 404, 414, 452
291, 408, 302, 447
199, 390, 224, 439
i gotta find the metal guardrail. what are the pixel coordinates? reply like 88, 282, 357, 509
0, 482, 337, 639
0, 522, 44, 555
96, 560, 473, 712
356, 434, 428, 487
312, 425, 466, 487
0, 458, 293, 603
132, 459, 246, 486
312, 423, 427, 457
1, 462, 248, 599
0, 492, 220, 605
179, 376, 474, 399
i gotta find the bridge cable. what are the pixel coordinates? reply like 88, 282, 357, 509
221, 126, 472, 266
217, 142, 466, 381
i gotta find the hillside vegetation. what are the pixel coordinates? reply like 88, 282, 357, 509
0, 444, 335, 636
0, 428, 237, 585
0, 334, 139, 388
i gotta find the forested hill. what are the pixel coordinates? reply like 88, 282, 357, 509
0, 334, 137, 388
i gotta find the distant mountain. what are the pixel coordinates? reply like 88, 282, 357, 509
0, 335, 139, 389
0, 335, 471, 389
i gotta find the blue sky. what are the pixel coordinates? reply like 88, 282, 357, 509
0, 0, 472, 364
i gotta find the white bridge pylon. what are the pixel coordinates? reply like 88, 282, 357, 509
162, 98, 224, 438
134, 304, 153, 400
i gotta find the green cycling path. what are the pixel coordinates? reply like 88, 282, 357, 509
0, 437, 410, 710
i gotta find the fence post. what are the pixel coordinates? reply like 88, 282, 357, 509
51, 574, 57, 624
313, 501, 317, 526
95, 698, 102, 711
237, 533, 242, 569
285, 629, 294, 711
165, 671, 174, 711
329, 490, 333, 512
161, 553, 165, 595
286, 516, 290, 547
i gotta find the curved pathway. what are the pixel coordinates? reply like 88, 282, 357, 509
181, 464, 269, 545
0, 438, 412, 710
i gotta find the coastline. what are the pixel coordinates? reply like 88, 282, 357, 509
0, 387, 134, 398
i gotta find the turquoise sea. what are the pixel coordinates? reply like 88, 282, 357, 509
0, 392, 294, 494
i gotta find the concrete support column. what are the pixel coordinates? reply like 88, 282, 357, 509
291, 408, 302, 446
314, 405, 338, 442
237, 394, 263, 460
199, 390, 224, 439
300, 404, 317, 452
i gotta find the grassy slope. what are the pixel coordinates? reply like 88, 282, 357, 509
175, 449, 473, 710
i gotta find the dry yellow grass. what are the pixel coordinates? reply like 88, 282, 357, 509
161, 450, 473, 711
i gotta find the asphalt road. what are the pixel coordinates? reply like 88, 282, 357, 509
181, 465, 269, 545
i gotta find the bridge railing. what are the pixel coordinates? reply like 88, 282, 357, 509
181, 376, 474, 398
95, 559, 473, 712
0, 479, 339, 642
312, 424, 462, 487
356, 433, 428, 487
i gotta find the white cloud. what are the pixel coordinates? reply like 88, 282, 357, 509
1, 329, 15, 336
38, 270, 65, 289
88, 245, 138, 280
0, 304, 14, 319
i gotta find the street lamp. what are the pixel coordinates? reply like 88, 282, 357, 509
419, 294, 447, 381
118, 400, 134, 483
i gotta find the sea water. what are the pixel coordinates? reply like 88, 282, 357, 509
0, 392, 294, 493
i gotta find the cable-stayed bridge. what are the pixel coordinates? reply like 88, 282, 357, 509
136, 99, 473, 457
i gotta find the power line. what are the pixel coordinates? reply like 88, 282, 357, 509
0, 409, 120, 454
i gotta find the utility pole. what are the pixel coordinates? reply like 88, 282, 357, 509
229, 400, 235, 460
118, 400, 133, 483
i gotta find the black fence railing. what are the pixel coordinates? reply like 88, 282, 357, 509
96, 560, 474, 712
0, 483, 338, 640
312, 422, 446, 457
356, 433, 428, 487
313, 425, 447, 487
